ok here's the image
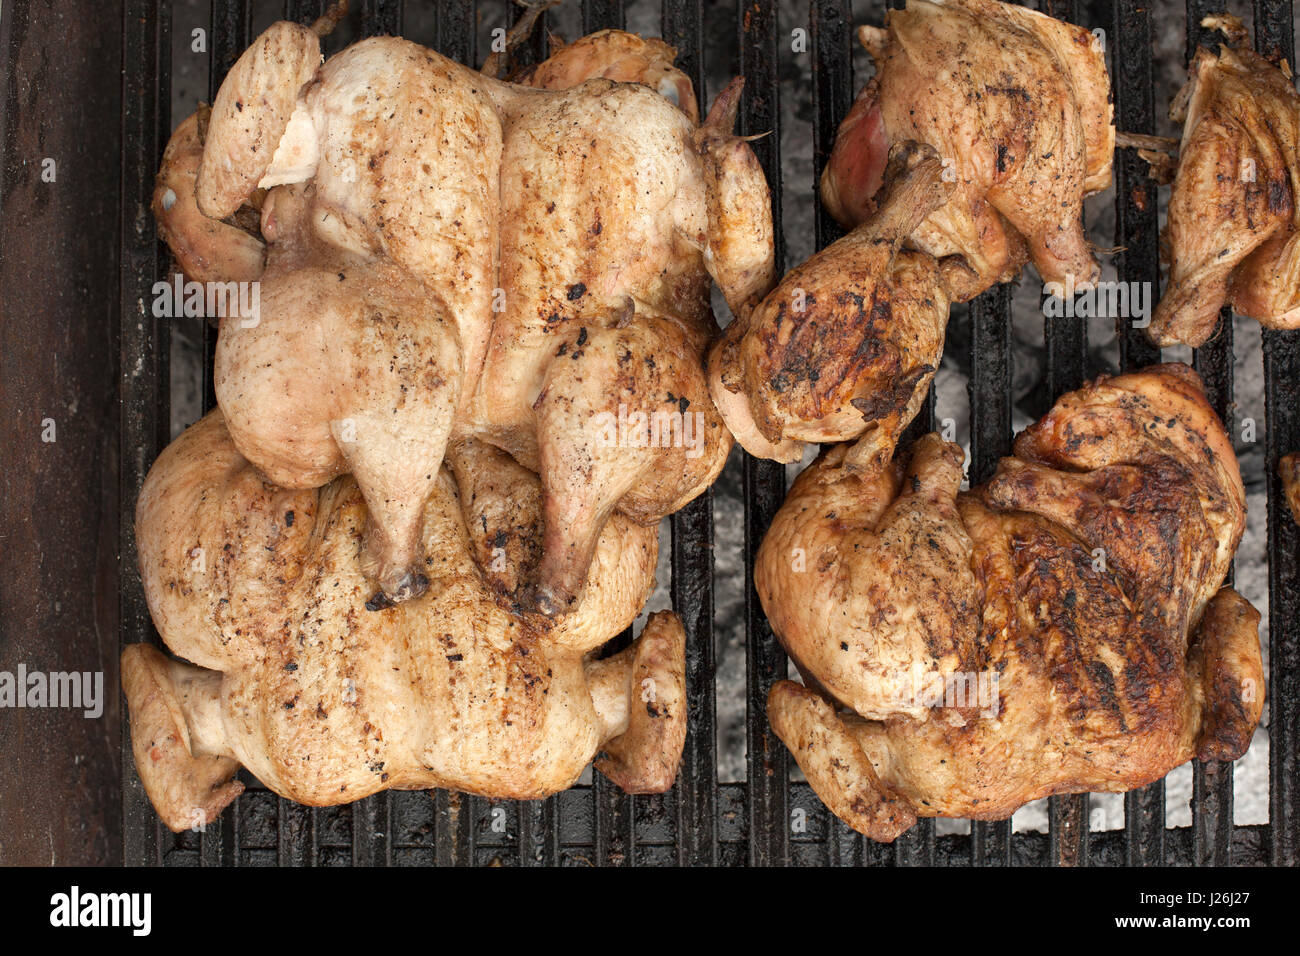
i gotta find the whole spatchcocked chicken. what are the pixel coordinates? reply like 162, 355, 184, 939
126, 16, 775, 829
153, 16, 772, 614
1148, 15, 1300, 347
708, 0, 1114, 468
758, 366, 1265, 840
125, 411, 684, 830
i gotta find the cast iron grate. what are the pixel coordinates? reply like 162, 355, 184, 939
119, 0, 1300, 866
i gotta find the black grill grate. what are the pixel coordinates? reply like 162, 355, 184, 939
119, 0, 1300, 866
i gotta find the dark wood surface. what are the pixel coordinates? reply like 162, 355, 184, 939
0, 0, 125, 864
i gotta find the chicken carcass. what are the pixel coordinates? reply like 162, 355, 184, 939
1148, 15, 1300, 347
122, 411, 686, 831
154, 24, 773, 610
820, 0, 1113, 301
758, 365, 1264, 840
708, 142, 952, 467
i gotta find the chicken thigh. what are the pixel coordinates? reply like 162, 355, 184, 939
1148, 15, 1300, 347
759, 365, 1264, 840
820, 0, 1113, 300
122, 412, 686, 831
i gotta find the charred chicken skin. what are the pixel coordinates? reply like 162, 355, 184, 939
154, 24, 772, 612
709, 142, 952, 466
1149, 15, 1300, 347
758, 365, 1264, 840
821, 0, 1113, 301
711, 0, 1114, 466
123, 412, 687, 831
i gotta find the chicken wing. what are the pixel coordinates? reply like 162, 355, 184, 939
1149, 15, 1300, 347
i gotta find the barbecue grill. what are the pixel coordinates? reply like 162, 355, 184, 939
83, 0, 1299, 865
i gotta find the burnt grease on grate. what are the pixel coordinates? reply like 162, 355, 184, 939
121, 0, 1297, 866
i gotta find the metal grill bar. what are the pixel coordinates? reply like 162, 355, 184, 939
869, 0, 939, 870
1184, 0, 1236, 869
567, 0, 644, 869
1109, 0, 1167, 868
120, 0, 171, 869
809, 0, 883, 867
740, 0, 791, 868
364, 0, 403, 35
1254, 0, 1300, 870
1111, 0, 1162, 377
662, 0, 718, 866
425, 1, 480, 868
436, 0, 477, 65
193, 0, 253, 871
585, 0, 627, 32
284, 2, 327, 29
967, 284, 1015, 866
1032, 0, 1092, 869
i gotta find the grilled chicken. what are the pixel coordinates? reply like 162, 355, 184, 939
122, 412, 686, 831
821, 0, 1113, 301
759, 365, 1264, 840
709, 142, 951, 466
153, 25, 772, 610
1149, 15, 1300, 347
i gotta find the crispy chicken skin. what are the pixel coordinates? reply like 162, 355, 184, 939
123, 412, 687, 832
760, 365, 1264, 840
1149, 15, 1300, 347
709, 142, 951, 466
154, 25, 773, 611
821, 0, 1113, 300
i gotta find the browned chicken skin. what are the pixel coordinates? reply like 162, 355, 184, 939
709, 142, 952, 466
759, 365, 1264, 840
1150, 15, 1300, 347
821, 0, 1113, 301
516, 28, 700, 124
